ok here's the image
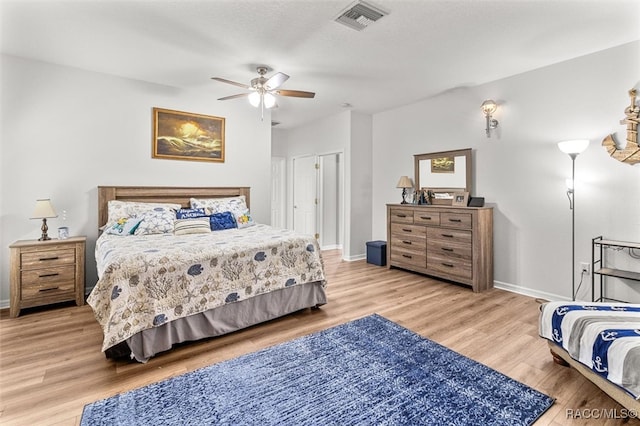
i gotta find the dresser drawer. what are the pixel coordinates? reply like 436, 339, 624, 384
391, 250, 427, 268
427, 227, 472, 244
428, 239, 472, 261
389, 208, 414, 224
391, 223, 426, 238
390, 233, 426, 256
21, 266, 76, 300
414, 210, 440, 226
427, 253, 472, 279
440, 212, 472, 229
21, 248, 76, 270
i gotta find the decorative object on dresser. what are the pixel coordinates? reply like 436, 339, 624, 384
9, 236, 86, 317
414, 148, 471, 205
557, 139, 589, 300
30, 199, 58, 241
591, 236, 640, 303
451, 191, 469, 207
395, 175, 413, 204
480, 99, 499, 138
602, 88, 640, 165
387, 204, 493, 292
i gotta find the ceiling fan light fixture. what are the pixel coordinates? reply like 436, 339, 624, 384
263, 92, 276, 109
248, 91, 261, 107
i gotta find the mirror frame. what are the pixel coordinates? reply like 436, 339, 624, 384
414, 148, 472, 204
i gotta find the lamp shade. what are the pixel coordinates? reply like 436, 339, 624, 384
30, 199, 58, 219
396, 176, 413, 189
557, 139, 589, 155
263, 92, 276, 109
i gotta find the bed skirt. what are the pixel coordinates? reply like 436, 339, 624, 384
106, 281, 327, 362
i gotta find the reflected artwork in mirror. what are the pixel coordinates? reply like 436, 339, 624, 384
414, 148, 472, 205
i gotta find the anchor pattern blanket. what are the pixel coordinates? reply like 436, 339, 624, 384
539, 301, 640, 399
88, 224, 326, 351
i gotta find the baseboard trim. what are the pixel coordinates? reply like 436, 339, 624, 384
494, 280, 570, 302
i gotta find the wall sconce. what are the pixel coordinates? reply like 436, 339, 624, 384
30, 198, 58, 241
395, 176, 413, 204
481, 99, 499, 138
557, 139, 589, 300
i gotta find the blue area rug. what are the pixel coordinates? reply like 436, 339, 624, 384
82, 314, 554, 425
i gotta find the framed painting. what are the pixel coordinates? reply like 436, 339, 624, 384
431, 156, 455, 173
152, 107, 225, 162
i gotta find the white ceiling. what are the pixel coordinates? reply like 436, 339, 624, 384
2, 0, 639, 129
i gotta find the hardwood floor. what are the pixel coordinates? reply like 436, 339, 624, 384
1, 250, 637, 425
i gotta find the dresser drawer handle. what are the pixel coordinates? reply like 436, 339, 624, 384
38, 273, 60, 278
39, 286, 60, 292
441, 247, 454, 252
396, 214, 407, 218
441, 262, 454, 268
39, 256, 59, 261
420, 216, 432, 220
441, 234, 454, 238
402, 240, 412, 245
402, 228, 412, 232
402, 254, 413, 259
448, 219, 462, 223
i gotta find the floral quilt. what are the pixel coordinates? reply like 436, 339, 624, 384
88, 224, 326, 351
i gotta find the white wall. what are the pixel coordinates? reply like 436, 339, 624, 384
372, 41, 640, 302
0, 55, 272, 305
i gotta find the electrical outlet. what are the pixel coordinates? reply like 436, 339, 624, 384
580, 262, 590, 274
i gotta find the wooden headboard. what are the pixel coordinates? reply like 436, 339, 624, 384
98, 186, 250, 228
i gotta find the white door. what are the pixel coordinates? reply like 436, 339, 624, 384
293, 155, 318, 237
270, 157, 286, 228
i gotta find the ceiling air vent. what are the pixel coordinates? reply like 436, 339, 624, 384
335, 1, 388, 31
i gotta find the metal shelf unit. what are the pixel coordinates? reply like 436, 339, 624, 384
591, 236, 640, 302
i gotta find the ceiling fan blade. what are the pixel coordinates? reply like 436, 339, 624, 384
274, 89, 315, 98
265, 72, 289, 90
218, 93, 250, 101
211, 77, 250, 89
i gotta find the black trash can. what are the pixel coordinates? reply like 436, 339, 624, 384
366, 240, 387, 266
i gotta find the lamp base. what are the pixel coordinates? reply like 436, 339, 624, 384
38, 218, 51, 241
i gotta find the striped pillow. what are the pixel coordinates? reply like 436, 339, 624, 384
173, 218, 211, 235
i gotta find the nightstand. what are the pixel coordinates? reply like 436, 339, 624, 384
9, 236, 86, 317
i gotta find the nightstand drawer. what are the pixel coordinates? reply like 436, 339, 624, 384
22, 271, 76, 300
21, 248, 75, 269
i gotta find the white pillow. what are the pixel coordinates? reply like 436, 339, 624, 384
190, 196, 247, 216
134, 208, 176, 235
107, 200, 181, 226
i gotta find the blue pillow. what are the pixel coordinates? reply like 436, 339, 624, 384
209, 211, 237, 231
176, 208, 206, 219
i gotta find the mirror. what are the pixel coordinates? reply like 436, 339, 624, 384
414, 148, 472, 204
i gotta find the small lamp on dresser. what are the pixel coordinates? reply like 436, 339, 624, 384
30, 199, 58, 241
396, 176, 413, 204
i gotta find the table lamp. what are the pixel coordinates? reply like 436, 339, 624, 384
31, 199, 58, 241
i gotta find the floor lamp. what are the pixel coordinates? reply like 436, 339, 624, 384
557, 139, 589, 301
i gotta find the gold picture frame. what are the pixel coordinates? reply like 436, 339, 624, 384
452, 191, 469, 207
152, 107, 225, 162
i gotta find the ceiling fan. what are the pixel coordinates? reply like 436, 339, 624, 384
212, 66, 315, 118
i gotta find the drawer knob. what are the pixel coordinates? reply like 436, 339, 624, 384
39, 256, 59, 261
39, 286, 60, 292
441, 262, 454, 268
38, 272, 60, 278
448, 219, 462, 223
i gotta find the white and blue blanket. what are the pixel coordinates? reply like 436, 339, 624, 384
539, 301, 640, 400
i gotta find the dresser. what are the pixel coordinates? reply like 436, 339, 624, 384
386, 204, 493, 292
9, 236, 86, 317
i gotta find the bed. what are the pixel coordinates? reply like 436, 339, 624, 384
539, 301, 640, 412
88, 186, 327, 362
